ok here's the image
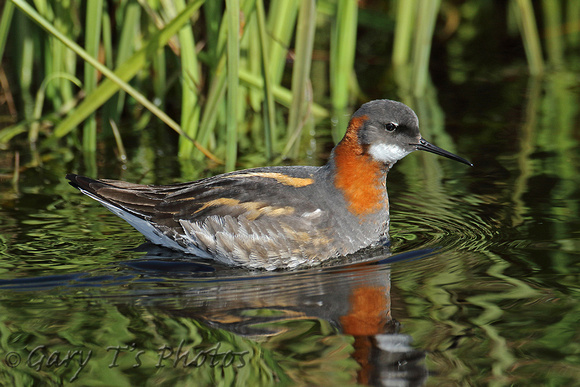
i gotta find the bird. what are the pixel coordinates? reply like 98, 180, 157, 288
67, 99, 472, 270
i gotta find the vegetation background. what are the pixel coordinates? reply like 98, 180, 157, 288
1, 0, 574, 179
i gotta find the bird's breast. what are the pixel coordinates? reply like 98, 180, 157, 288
332, 141, 389, 217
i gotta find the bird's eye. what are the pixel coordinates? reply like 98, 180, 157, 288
384, 122, 397, 132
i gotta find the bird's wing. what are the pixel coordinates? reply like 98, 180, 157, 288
66, 168, 324, 229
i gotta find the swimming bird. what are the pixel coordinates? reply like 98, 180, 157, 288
67, 99, 472, 270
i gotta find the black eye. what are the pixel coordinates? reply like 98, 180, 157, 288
384, 122, 397, 132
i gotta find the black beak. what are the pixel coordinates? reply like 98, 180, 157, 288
415, 138, 473, 167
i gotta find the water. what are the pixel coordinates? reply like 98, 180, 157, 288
1, 74, 579, 385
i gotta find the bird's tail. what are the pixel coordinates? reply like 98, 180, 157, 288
66, 174, 164, 218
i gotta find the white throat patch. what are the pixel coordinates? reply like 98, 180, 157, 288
368, 143, 412, 164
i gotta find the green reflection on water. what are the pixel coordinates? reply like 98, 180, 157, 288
0, 298, 283, 386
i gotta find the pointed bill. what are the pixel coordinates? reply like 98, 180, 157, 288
414, 138, 473, 166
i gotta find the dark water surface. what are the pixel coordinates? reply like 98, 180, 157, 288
1, 73, 580, 386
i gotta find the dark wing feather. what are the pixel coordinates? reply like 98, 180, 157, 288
67, 170, 354, 267
66, 168, 323, 228
67, 174, 187, 221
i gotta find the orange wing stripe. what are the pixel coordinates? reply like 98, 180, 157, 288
230, 172, 314, 187
193, 197, 295, 220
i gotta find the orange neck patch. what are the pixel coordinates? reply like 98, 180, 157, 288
333, 116, 388, 216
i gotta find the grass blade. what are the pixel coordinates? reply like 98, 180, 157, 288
225, 0, 240, 171
9, 0, 204, 139
330, 0, 358, 112
284, 0, 316, 156
266, 0, 300, 86
82, 0, 103, 154
514, 0, 544, 75
0, 1, 14, 62
102, 1, 141, 127
238, 69, 328, 118
542, 0, 564, 69
411, 0, 440, 95
195, 0, 256, 160
174, 0, 202, 159
15, 9, 35, 121
392, 0, 416, 70
30, 73, 82, 144
256, 0, 276, 158
109, 119, 127, 162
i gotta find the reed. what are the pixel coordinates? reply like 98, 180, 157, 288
255, 0, 276, 160
225, 0, 239, 171
542, 0, 564, 69
82, 0, 103, 154
329, 0, 358, 140
0, 0, 571, 172
0, 2, 14, 75
330, 0, 358, 112
175, 0, 203, 160
410, 0, 441, 95
514, 0, 544, 75
284, 0, 316, 157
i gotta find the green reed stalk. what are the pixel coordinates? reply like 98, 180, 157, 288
284, 0, 316, 156
514, 0, 544, 75
109, 119, 127, 162
50, 6, 77, 110
411, 0, 440, 96
12, 0, 205, 139
152, 50, 167, 109
567, 1, 580, 46
194, 8, 229, 159
196, 0, 256, 162
541, 0, 564, 69
244, 11, 260, 112
203, 1, 222, 70
225, 0, 240, 171
256, 0, 277, 159
15, 10, 35, 121
266, 0, 299, 86
175, 0, 202, 159
0, 1, 14, 68
82, 0, 103, 154
238, 69, 328, 118
196, 60, 226, 158
101, 11, 112, 68
392, 0, 415, 70
30, 73, 82, 145
330, 0, 357, 112
103, 2, 141, 127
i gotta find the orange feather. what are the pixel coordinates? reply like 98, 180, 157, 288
333, 116, 388, 216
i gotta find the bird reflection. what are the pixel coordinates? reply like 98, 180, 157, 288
121, 244, 430, 386
0, 244, 430, 385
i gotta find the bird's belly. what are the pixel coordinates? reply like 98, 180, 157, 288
168, 210, 388, 270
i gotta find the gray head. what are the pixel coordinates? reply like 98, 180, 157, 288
350, 99, 472, 166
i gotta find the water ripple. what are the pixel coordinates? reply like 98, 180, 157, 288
389, 195, 496, 255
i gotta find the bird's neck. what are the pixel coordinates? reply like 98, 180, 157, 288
329, 119, 391, 216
